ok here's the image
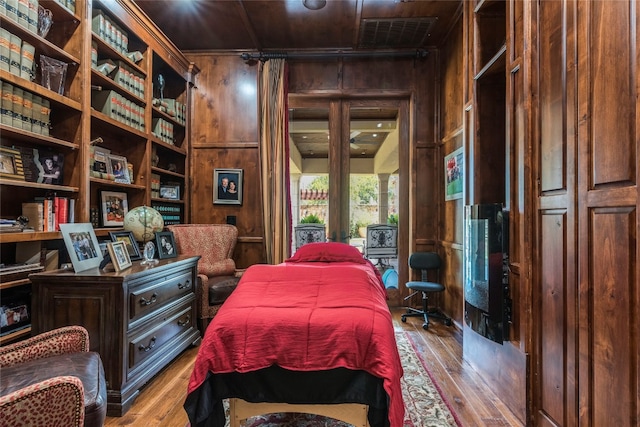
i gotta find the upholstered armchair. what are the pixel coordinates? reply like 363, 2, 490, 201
167, 224, 240, 332
0, 325, 107, 427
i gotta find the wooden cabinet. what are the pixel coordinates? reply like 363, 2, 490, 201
470, 0, 506, 204
29, 255, 201, 416
0, 0, 195, 262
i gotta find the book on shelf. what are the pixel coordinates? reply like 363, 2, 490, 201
19, 41, 35, 81
54, 196, 68, 231
21, 202, 43, 232
5, 0, 19, 23
0, 28, 10, 73
8, 32, 21, 76
1, 82, 12, 126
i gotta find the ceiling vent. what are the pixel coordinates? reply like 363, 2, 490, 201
358, 17, 437, 49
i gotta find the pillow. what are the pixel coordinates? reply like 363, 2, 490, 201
286, 242, 366, 264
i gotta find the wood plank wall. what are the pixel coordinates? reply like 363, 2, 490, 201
533, 1, 639, 425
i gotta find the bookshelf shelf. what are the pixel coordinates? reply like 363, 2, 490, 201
0, 125, 80, 150
0, 179, 78, 193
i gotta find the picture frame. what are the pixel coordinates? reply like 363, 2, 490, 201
0, 146, 25, 181
109, 230, 142, 261
155, 231, 177, 259
444, 146, 464, 201
106, 240, 132, 272
60, 223, 103, 272
213, 168, 243, 205
159, 184, 180, 200
91, 146, 112, 178
99, 190, 129, 227
108, 154, 131, 184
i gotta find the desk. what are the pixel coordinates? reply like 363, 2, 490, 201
29, 255, 201, 416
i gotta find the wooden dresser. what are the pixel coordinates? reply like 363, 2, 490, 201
29, 255, 201, 416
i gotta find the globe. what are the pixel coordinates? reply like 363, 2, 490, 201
123, 206, 164, 243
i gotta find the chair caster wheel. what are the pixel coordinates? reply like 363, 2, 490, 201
401, 315, 407, 323
422, 323, 429, 330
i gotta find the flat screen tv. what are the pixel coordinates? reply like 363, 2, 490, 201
463, 203, 511, 344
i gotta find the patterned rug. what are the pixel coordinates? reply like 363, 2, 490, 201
224, 330, 461, 427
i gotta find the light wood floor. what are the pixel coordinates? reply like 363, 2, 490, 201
104, 308, 524, 427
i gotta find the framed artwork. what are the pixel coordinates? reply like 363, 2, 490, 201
159, 184, 180, 200
0, 146, 25, 181
107, 240, 132, 272
108, 154, 131, 184
213, 168, 243, 205
100, 190, 129, 227
60, 223, 103, 272
109, 230, 142, 261
444, 146, 464, 201
155, 231, 177, 259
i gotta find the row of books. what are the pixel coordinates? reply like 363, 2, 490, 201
1, 81, 52, 136
150, 173, 161, 198
92, 9, 130, 55
151, 204, 181, 213
0, 28, 36, 81
152, 117, 175, 145
2, 0, 39, 35
93, 56, 146, 100
21, 196, 75, 232
152, 98, 187, 126
91, 89, 145, 132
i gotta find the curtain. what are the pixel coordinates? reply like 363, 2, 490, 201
259, 58, 291, 264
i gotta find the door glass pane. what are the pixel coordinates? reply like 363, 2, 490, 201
348, 107, 399, 264
289, 107, 329, 253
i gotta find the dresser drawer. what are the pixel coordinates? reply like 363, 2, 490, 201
129, 270, 193, 324
127, 299, 196, 373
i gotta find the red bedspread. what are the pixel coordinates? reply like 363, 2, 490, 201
187, 261, 404, 426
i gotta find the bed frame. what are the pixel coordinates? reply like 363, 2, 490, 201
228, 399, 370, 427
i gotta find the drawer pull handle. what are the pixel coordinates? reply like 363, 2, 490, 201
140, 293, 158, 306
138, 336, 157, 352
177, 315, 191, 327
178, 280, 191, 290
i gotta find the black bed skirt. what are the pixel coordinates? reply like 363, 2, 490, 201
184, 365, 390, 427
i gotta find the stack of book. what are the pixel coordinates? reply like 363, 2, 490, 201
21, 196, 74, 232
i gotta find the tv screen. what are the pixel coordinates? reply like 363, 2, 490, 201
464, 204, 510, 343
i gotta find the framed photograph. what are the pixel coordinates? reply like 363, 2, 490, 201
0, 146, 25, 181
155, 231, 177, 259
109, 230, 142, 261
159, 184, 180, 200
213, 168, 243, 205
91, 146, 112, 178
107, 240, 132, 272
36, 151, 64, 185
108, 154, 131, 184
100, 190, 129, 227
60, 223, 103, 272
444, 146, 464, 201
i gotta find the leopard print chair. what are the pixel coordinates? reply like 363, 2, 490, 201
0, 325, 107, 427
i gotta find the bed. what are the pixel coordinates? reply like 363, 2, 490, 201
184, 242, 404, 427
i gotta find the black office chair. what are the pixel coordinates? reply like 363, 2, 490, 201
401, 252, 452, 330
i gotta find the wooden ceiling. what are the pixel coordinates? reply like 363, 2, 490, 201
133, 0, 462, 52
133, 0, 461, 163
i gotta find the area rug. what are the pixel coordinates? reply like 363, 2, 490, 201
223, 330, 461, 427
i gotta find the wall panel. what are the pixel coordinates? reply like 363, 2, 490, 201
589, 208, 636, 426
589, 2, 636, 187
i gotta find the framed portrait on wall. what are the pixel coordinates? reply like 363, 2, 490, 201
213, 168, 243, 206
444, 146, 464, 201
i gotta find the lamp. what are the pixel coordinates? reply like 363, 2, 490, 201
302, 0, 326, 10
